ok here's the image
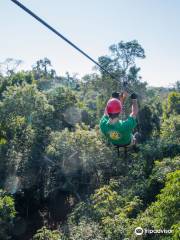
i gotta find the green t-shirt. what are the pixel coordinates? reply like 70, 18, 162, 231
99, 115, 137, 145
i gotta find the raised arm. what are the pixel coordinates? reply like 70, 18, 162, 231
104, 105, 108, 116
120, 91, 128, 105
130, 93, 138, 117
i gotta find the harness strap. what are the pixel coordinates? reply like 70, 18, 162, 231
115, 142, 131, 157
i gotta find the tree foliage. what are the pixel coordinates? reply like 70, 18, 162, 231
126, 170, 180, 240
0, 42, 179, 240
33, 226, 62, 240
163, 91, 180, 118
0, 190, 16, 240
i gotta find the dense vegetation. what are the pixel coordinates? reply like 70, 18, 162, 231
0, 41, 179, 240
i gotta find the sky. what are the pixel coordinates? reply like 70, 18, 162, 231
1, 0, 180, 87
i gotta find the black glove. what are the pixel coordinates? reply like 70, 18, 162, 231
131, 93, 138, 99
112, 92, 120, 99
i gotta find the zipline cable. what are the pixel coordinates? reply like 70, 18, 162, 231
10, 0, 116, 80
10, 1, 139, 160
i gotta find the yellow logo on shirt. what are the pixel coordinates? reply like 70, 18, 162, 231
109, 131, 121, 140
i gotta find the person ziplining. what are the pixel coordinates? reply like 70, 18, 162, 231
99, 91, 139, 156
10, 0, 141, 158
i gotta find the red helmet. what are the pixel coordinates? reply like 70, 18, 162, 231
106, 98, 122, 114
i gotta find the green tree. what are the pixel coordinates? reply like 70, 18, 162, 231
146, 155, 180, 204
138, 105, 154, 141
172, 81, 180, 92
127, 170, 180, 239
161, 114, 180, 142
96, 40, 146, 96
172, 222, 180, 240
91, 185, 142, 240
33, 226, 62, 240
45, 125, 117, 198
151, 170, 180, 228
33, 58, 56, 80
0, 84, 54, 192
109, 40, 145, 72
0, 190, 16, 240
99, 40, 145, 76
9, 71, 35, 85
47, 86, 78, 130
68, 219, 104, 240
0, 71, 35, 99
163, 91, 180, 118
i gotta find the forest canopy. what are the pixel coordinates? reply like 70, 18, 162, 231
0, 41, 179, 240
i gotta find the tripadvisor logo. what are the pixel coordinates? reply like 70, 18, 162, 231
134, 227, 143, 235
134, 227, 173, 236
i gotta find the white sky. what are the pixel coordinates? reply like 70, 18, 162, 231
1, 0, 180, 87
